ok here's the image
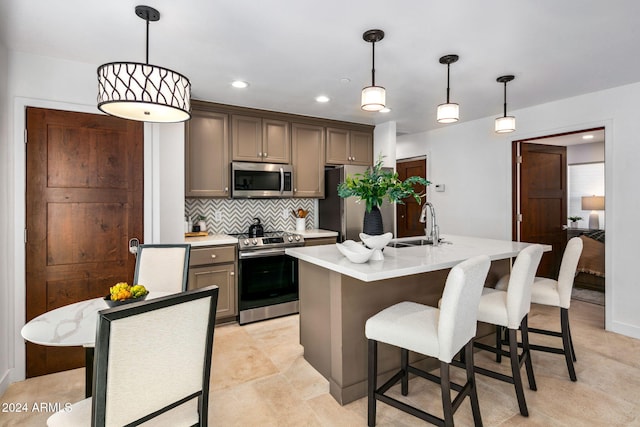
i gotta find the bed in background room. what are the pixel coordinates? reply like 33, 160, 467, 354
574, 230, 605, 292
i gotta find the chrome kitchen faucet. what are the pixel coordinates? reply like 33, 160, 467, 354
419, 202, 439, 246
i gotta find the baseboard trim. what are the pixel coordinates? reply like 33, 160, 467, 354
611, 320, 640, 340
0, 368, 10, 397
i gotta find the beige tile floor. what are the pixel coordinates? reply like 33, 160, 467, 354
2, 299, 640, 426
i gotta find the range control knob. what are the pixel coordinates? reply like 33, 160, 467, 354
294, 235, 301, 241
243, 239, 249, 245
287, 236, 293, 242
252, 239, 258, 245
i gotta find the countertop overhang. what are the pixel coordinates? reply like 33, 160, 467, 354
184, 229, 338, 247
285, 234, 552, 282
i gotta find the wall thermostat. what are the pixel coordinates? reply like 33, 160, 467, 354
435, 184, 445, 192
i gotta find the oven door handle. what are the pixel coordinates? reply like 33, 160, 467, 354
239, 248, 287, 259
279, 167, 284, 194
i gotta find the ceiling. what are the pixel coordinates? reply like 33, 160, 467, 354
2, 1, 640, 135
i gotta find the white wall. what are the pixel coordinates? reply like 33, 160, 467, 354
373, 121, 397, 168
0, 39, 11, 396
398, 121, 510, 239
397, 82, 640, 339
2, 51, 181, 386
155, 122, 186, 243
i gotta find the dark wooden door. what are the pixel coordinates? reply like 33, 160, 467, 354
396, 158, 427, 238
25, 107, 143, 377
516, 142, 567, 278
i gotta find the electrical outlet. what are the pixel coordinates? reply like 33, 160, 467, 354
214, 211, 222, 222
282, 208, 289, 219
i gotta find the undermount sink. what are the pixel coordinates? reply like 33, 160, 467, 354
386, 238, 442, 248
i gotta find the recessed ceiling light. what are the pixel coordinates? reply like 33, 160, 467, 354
231, 80, 249, 89
379, 107, 391, 113
582, 134, 594, 140
315, 95, 330, 103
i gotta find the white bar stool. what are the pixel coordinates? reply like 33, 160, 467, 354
496, 237, 583, 381
365, 255, 491, 427
471, 244, 543, 417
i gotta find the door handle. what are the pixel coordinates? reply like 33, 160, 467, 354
279, 167, 284, 194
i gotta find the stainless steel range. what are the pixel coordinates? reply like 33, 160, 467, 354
232, 231, 305, 325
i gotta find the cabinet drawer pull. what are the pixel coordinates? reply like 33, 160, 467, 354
230, 271, 235, 276
263, 152, 267, 157
211, 254, 217, 259
258, 152, 262, 157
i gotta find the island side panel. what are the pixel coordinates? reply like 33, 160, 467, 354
299, 261, 333, 378
331, 269, 450, 404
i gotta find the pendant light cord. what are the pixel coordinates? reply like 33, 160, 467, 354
503, 82, 508, 118
446, 64, 451, 103
145, 16, 150, 64
371, 41, 376, 86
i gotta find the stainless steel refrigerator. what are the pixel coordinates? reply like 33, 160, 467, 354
319, 165, 394, 242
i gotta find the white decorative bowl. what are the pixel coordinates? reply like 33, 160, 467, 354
359, 232, 393, 250
336, 240, 374, 264
359, 232, 393, 261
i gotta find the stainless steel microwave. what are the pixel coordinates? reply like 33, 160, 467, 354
231, 162, 293, 198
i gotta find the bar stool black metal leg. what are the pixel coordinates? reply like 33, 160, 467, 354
465, 340, 483, 427
508, 328, 529, 417
368, 339, 377, 427
440, 361, 454, 427
567, 311, 577, 362
401, 348, 409, 395
521, 315, 537, 391
85, 347, 94, 398
561, 308, 577, 381
495, 325, 503, 363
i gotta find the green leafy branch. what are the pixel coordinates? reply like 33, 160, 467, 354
337, 155, 430, 212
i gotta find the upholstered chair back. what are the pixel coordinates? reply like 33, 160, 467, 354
557, 237, 584, 308
93, 286, 218, 427
134, 244, 191, 293
438, 255, 491, 363
506, 244, 543, 328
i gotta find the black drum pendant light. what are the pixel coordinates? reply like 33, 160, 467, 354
361, 29, 386, 112
436, 54, 460, 123
495, 75, 515, 133
97, 5, 191, 123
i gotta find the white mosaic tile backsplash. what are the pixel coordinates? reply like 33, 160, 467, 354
185, 198, 316, 234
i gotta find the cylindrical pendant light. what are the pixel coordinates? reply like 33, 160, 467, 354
97, 5, 191, 123
495, 75, 515, 133
361, 29, 386, 112
436, 54, 460, 123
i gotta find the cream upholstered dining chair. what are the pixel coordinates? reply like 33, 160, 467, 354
496, 237, 583, 381
134, 243, 191, 292
365, 255, 491, 426
78, 244, 192, 400
471, 244, 543, 418
47, 285, 219, 427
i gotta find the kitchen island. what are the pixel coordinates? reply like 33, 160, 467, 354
285, 234, 550, 405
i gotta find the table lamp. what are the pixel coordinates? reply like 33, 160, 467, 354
581, 195, 605, 229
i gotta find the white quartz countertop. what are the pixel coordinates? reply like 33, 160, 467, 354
184, 229, 337, 247
285, 234, 551, 282
288, 229, 339, 239
185, 234, 238, 247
